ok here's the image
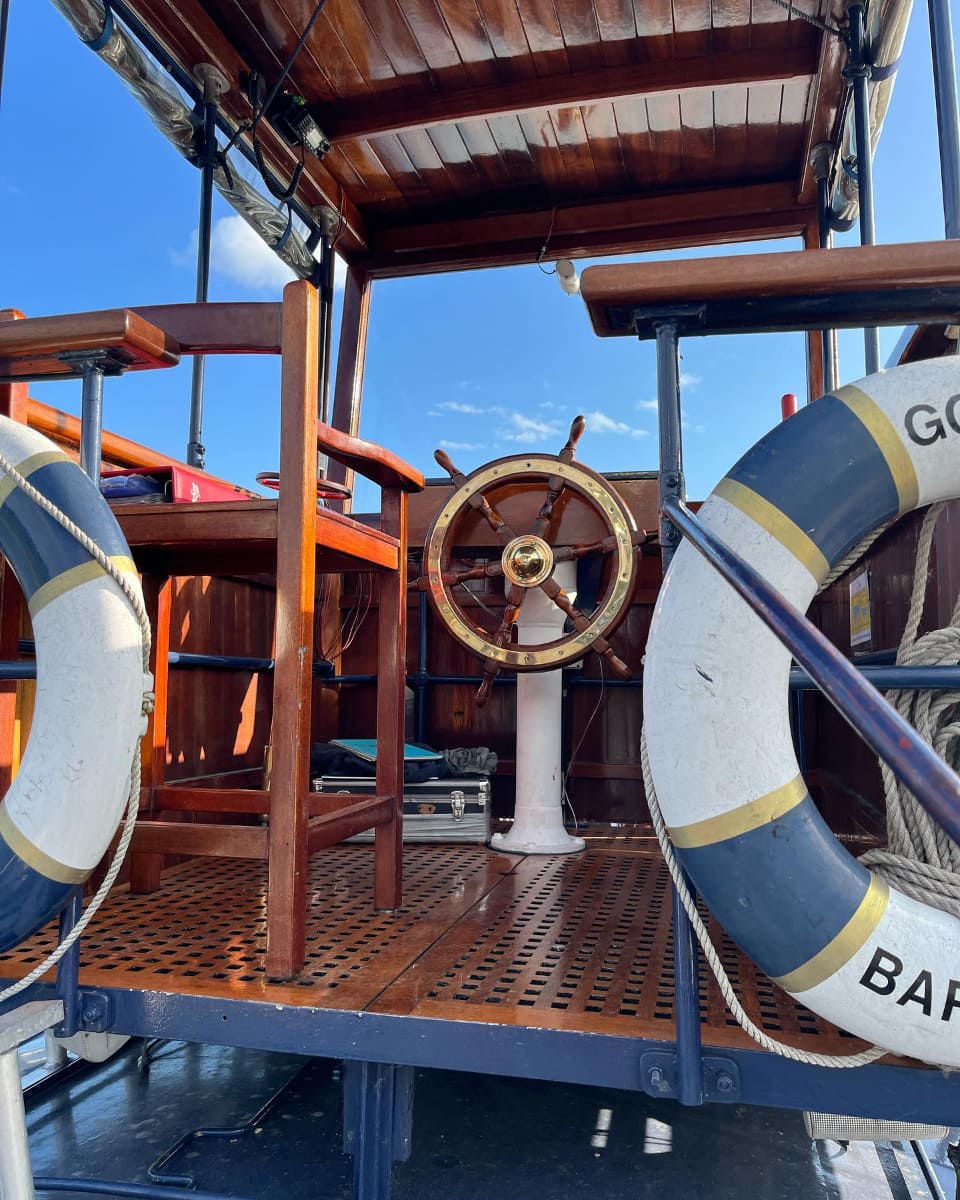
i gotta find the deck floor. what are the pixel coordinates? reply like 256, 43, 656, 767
1, 841, 868, 1056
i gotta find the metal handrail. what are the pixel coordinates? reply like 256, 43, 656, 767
662, 497, 960, 847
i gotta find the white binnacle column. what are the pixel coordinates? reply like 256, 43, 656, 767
491, 560, 585, 855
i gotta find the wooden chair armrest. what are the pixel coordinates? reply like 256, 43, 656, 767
317, 420, 424, 492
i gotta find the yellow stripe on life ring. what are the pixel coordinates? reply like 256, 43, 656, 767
772, 875, 890, 993
834, 384, 920, 515
0, 450, 71, 509
668, 776, 807, 849
713, 477, 829, 583
27, 556, 139, 619
0, 805, 88, 884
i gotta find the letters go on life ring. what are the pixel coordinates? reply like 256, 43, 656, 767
644, 358, 960, 1067
0, 418, 145, 953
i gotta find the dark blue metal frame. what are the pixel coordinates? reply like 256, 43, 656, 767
5, 980, 960, 1126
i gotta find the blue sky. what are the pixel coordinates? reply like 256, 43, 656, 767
0, 2, 955, 511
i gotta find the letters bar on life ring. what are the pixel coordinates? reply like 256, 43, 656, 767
661, 497, 960, 848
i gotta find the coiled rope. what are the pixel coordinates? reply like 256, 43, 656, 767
0, 449, 153, 1004
644, 502, 960, 1068
859, 502, 960, 917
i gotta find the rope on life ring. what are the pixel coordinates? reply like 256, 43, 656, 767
0, 417, 149, 973
644, 357, 960, 1068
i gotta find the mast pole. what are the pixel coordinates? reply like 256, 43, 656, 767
928, 0, 960, 239
186, 65, 228, 470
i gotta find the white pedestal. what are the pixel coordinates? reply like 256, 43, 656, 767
490, 561, 585, 856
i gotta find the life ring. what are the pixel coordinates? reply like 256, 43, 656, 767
0, 418, 146, 952
644, 357, 960, 1066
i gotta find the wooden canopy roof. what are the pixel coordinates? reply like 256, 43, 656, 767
123, 0, 847, 275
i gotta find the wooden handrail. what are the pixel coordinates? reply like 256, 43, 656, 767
132, 302, 282, 354
581, 241, 960, 336
318, 420, 424, 493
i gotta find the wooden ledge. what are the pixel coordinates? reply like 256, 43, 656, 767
0, 309, 181, 378
581, 240, 960, 337
318, 421, 424, 493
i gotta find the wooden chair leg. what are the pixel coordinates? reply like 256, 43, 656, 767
374, 488, 407, 910
265, 280, 318, 979
129, 573, 171, 894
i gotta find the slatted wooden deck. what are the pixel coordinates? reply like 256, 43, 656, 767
0, 841, 869, 1057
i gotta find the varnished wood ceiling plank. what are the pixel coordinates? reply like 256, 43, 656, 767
548, 106, 602, 195
554, 1, 605, 73
397, 0, 469, 75
321, 42, 817, 143
679, 87, 717, 174
673, 0, 714, 56
359, 0, 434, 78
516, 0, 571, 75
592, 0, 640, 68
474, 0, 535, 65
710, 0, 752, 52
632, 0, 675, 56
433, 0, 502, 83
581, 102, 630, 195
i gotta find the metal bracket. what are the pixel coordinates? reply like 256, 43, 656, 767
76, 990, 115, 1034
640, 1051, 741, 1103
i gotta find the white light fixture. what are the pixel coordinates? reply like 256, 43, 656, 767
555, 258, 580, 296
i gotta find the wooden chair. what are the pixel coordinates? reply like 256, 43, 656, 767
0, 283, 423, 979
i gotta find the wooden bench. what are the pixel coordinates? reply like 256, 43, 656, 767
581, 240, 960, 338
0, 286, 423, 980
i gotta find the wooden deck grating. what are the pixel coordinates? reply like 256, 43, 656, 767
0, 844, 868, 1056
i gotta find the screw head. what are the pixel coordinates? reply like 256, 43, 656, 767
715, 1072, 735, 1094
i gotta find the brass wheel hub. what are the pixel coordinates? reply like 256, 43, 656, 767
501, 534, 554, 588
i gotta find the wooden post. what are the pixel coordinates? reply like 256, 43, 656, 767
328, 267, 372, 510
374, 486, 408, 910
129, 573, 172, 893
0, 311, 29, 795
804, 224, 826, 401
266, 280, 319, 979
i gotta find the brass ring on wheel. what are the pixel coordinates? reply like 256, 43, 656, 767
424, 455, 636, 670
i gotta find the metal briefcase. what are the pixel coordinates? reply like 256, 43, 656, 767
311, 775, 491, 844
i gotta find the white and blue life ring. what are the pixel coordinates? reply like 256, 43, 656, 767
645, 357, 960, 1067
0, 418, 145, 952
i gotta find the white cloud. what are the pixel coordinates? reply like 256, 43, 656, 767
500, 413, 564, 443
439, 439, 485, 450
680, 371, 700, 388
585, 410, 649, 438
173, 215, 346, 294
635, 398, 658, 411
438, 401, 486, 414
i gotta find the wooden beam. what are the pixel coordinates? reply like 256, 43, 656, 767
324, 45, 817, 144
359, 182, 813, 277
328, 266, 372, 508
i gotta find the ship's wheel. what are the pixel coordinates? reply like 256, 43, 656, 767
421, 416, 647, 704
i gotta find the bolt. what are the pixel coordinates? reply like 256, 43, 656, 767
715, 1072, 735, 1094
648, 1066, 670, 1093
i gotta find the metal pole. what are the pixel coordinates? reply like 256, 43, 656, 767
0, 0, 11, 111
0, 1046, 36, 1200
54, 890, 83, 1038
186, 66, 227, 470
653, 320, 703, 1106
846, 4, 882, 375
315, 208, 337, 477
79, 362, 104, 481
928, 0, 960, 239
0, 1001, 64, 1200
